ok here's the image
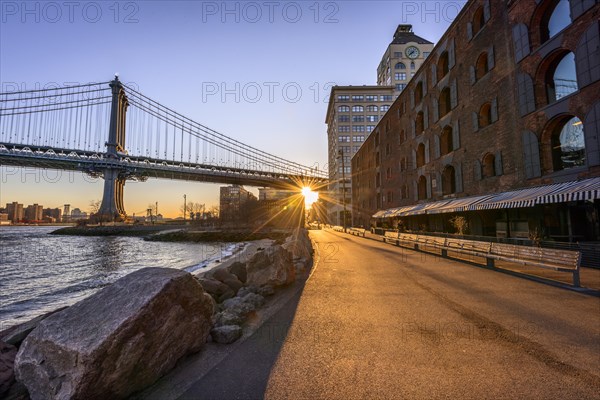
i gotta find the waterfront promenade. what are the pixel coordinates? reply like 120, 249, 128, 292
150, 229, 600, 399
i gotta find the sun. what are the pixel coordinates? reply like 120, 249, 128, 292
301, 187, 319, 208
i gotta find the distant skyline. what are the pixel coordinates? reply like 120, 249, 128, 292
1, 1, 463, 217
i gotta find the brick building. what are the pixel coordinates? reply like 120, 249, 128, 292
219, 185, 257, 224
352, 0, 600, 242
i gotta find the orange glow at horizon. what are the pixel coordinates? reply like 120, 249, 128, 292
301, 187, 319, 209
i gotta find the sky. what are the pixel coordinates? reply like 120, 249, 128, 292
0, 0, 464, 217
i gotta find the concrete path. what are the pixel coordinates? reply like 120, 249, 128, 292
178, 229, 600, 399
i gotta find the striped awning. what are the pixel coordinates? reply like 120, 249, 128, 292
429, 195, 493, 214
537, 178, 600, 204
371, 177, 600, 218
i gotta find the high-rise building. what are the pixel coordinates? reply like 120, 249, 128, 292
5, 202, 24, 222
377, 25, 434, 96
24, 204, 44, 221
62, 204, 71, 222
325, 24, 434, 225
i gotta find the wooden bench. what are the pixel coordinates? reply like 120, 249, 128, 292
332, 226, 344, 233
348, 228, 367, 237
383, 231, 400, 245
488, 243, 581, 286
445, 239, 493, 264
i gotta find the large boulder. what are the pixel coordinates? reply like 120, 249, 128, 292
0, 341, 17, 397
211, 269, 244, 295
15, 267, 214, 400
245, 245, 295, 287
228, 262, 247, 283
282, 229, 313, 262
1, 307, 68, 347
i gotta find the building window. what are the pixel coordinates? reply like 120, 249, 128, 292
366, 125, 376, 132
376, 172, 381, 187
549, 116, 586, 171
475, 52, 489, 80
353, 135, 365, 142
352, 145, 361, 152
399, 130, 406, 144
339, 166, 351, 174
417, 176, 428, 200
472, 6, 486, 36
416, 143, 426, 167
482, 153, 496, 178
338, 126, 350, 132
478, 103, 492, 128
352, 126, 366, 132
352, 105, 364, 112
338, 115, 350, 122
339, 146, 350, 153
352, 115, 365, 122
416, 111, 425, 134
381, 95, 393, 101
440, 125, 453, 156
380, 105, 390, 112
401, 184, 409, 199
338, 105, 350, 112
338, 135, 350, 142
395, 72, 407, 81
352, 95, 364, 101
395, 62, 406, 69
415, 82, 423, 104
366, 95, 378, 102
541, 0, 571, 43
396, 84, 407, 92
386, 167, 392, 180
410, 62, 416, 70
366, 115, 378, 122
423, 52, 431, 58
547, 52, 578, 103
385, 143, 391, 157
394, 52, 403, 58
400, 157, 407, 171
366, 105, 378, 112
439, 87, 451, 118
338, 95, 350, 101
442, 165, 456, 195
437, 51, 449, 81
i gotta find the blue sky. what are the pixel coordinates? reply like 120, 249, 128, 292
0, 1, 463, 217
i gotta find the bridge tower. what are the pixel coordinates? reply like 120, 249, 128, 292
98, 77, 129, 221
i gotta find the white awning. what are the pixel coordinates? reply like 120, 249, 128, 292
537, 177, 600, 204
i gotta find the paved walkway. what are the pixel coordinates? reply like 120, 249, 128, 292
176, 229, 600, 399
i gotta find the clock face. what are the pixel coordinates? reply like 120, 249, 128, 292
406, 46, 420, 59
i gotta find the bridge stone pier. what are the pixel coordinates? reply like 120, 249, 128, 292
98, 77, 129, 221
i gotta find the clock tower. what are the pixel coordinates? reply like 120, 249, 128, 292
377, 24, 434, 97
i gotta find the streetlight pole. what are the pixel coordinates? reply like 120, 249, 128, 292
183, 194, 187, 221
338, 149, 347, 233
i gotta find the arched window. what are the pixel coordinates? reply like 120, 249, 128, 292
442, 165, 456, 195
417, 176, 428, 200
399, 129, 406, 144
400, 157, 407, 171
410, 62, 416, 70
473, 6, 485, 35
476, 52, 489, 80
352, 105, 364, 112
479, 103, 492, 128
437, 52, 449, 81
482, 153, 496, 177
547, 52, 578, 102
338, 105, 349, 112
541, 0, 571, 43
395, 62, 406, 70
416, 111, 425, 134
401, 184, 409, 199
416, 143, 426, 167
440, 126, 453, 156
439, 87, 451, 118
549, 116, 586, 171
415, 82, 423, 104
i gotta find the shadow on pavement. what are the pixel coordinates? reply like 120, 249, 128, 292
177, 282, 305, 400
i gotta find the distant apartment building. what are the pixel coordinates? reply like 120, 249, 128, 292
70, 208, 88, 220
24, 204, 44, 222
256, 188, 304, 228
220, 185, 257, 223
43, 208, 62, 223
62, 204, 71, 222
325, 24, 434, 225
5, 202, 24, 222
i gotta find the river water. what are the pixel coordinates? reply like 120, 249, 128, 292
0, 226, 237, 329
